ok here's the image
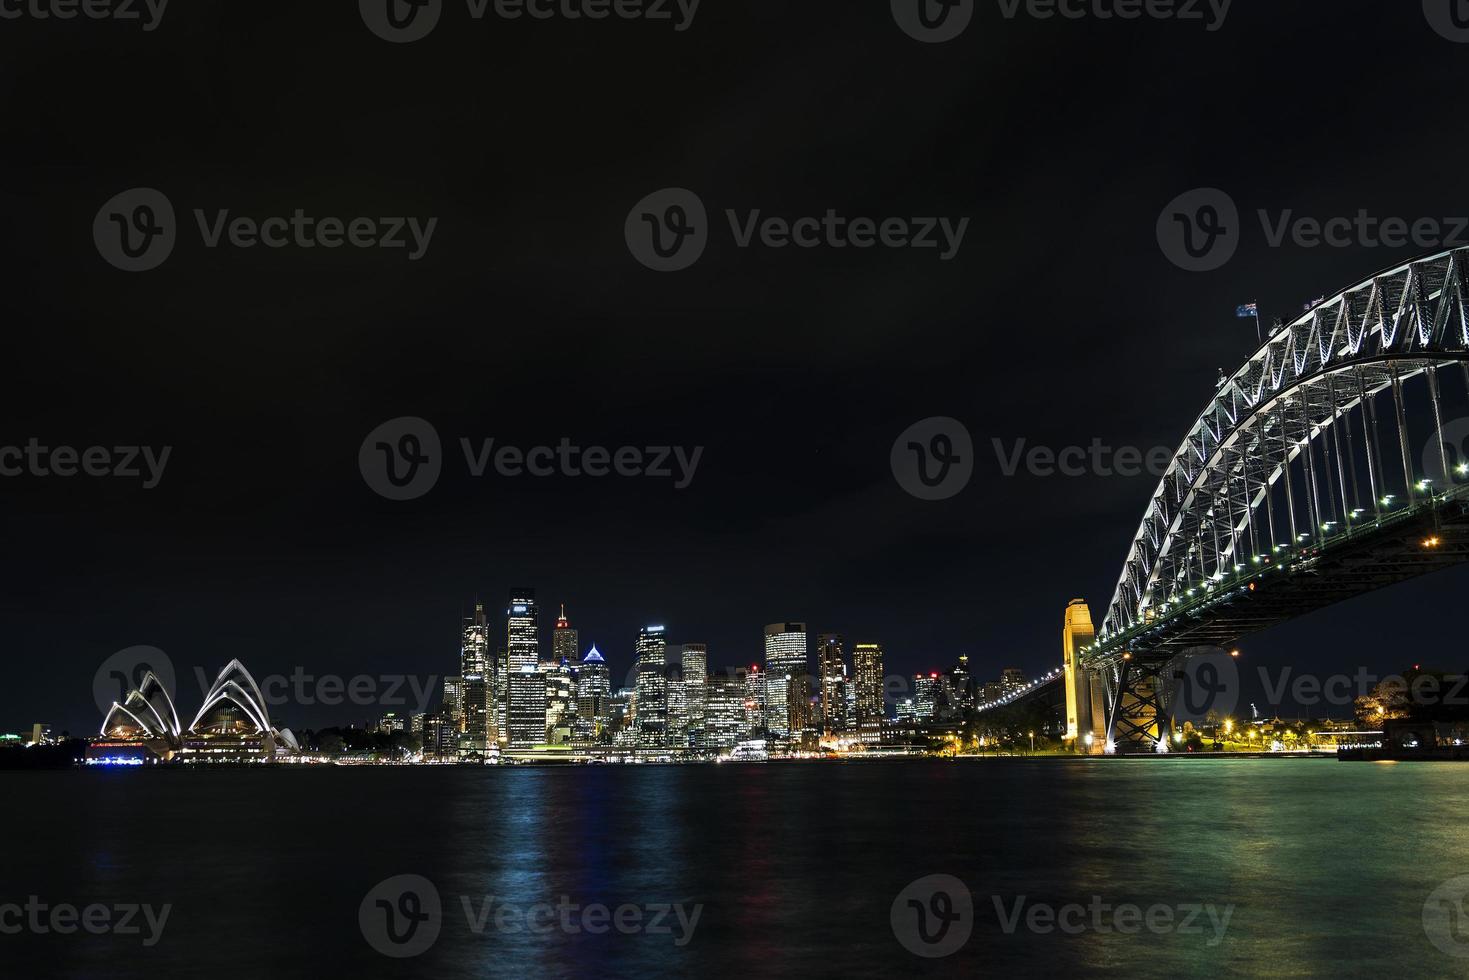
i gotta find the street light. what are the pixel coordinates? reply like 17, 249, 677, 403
1029, 731, 1035, 754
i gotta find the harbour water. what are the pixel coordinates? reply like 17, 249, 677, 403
6, 758, 1468, 978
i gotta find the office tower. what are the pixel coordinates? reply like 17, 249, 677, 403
507, 667, 548, 749
786, 672, 814, 749
853, 643, 885, 746
634, 624, 668, 747
817, 634, 847, 738
409, 711, 425, 735
420, 712, 451, 759
375, 712, 406, 734
494, 647, 509, 744
914, 673, 940, 721
744, 664, 766, 736
545, 658, 576, 744
553, 604, 578, 664
459, 673, 491, 760
443, 675, 465, 730
610, 686, 635, 744
704, 667, 747, 751
462, 602, 490, 675
575, 645, 611, 740
507, 590, 540, 671
681, 643, 708, 749
505, 590, 540, 748
667, 644, 688, 745
950, 654, 973, 710
1001, 667, 1026, 698
763, 623, 808, 740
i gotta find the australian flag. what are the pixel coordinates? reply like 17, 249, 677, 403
1236, 303, 1258, 318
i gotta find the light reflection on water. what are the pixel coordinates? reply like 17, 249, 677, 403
6, 758, 1469, 979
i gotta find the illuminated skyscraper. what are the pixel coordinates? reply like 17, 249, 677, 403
443, 675, 465, 731
507, 667, 548, 749
461, 602, 493, 744
575, 645, 611, 741
680, 643, 708, 749
817, 634, 847, 739
763, 623, 808, 740
913, 673, 940, 721
553, 604, 578, 664
1001, 667, 1026, 698
744, 664, 766, 736
853, 642, 885, 746
634, 625, 668, 747
545, 658, 576, 744
507, 590, 540, 671
506, 590, 540, 749
704, 666, 748, 751
459, 673, 491, 760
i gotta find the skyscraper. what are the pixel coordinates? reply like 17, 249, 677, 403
461, 602, 493, 744
459, 673, 490, 760
575, 645, 611, 741
704, 666, 748, 752
507, 667, 548, 749
817, 633, 847, 739
744, 664, 766, 737
545, 658, 576, 744
507, 590, 540, 671
443, 675, 465, 731
506, 590, 540, 749
553, 604, 578, 664
680, 643, 708, 749
763, 623, 808, 741
853, 642, 885, 746
634, 624, 668, 747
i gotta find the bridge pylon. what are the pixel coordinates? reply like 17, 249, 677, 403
1062, 600, 1107, 755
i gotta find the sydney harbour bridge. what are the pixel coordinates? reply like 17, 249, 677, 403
986, 247, 1469, 752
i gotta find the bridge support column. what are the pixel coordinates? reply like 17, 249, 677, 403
1105, 658, 1169, 753
1063, 600, 1106, 754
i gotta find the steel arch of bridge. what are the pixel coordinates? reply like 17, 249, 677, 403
1088, 248, 1469, 669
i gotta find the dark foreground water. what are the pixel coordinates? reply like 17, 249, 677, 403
4, 758, 1469, 978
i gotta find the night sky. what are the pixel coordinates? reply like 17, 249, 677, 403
4, 2, 1468, 733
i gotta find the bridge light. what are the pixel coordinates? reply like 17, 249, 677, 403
1423, 536, 1442, 548
1229, 649, 1240, 657
1458, 463, 1469, 476
1382, 495, 1395, 506
1417, 480, 1432, 492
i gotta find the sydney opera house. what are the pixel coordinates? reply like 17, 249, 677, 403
89, 660, 299, 764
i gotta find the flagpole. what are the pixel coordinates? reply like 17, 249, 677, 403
1253, 310, 1262, 345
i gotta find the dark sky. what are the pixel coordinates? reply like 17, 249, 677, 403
4, 2, 1468, 733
